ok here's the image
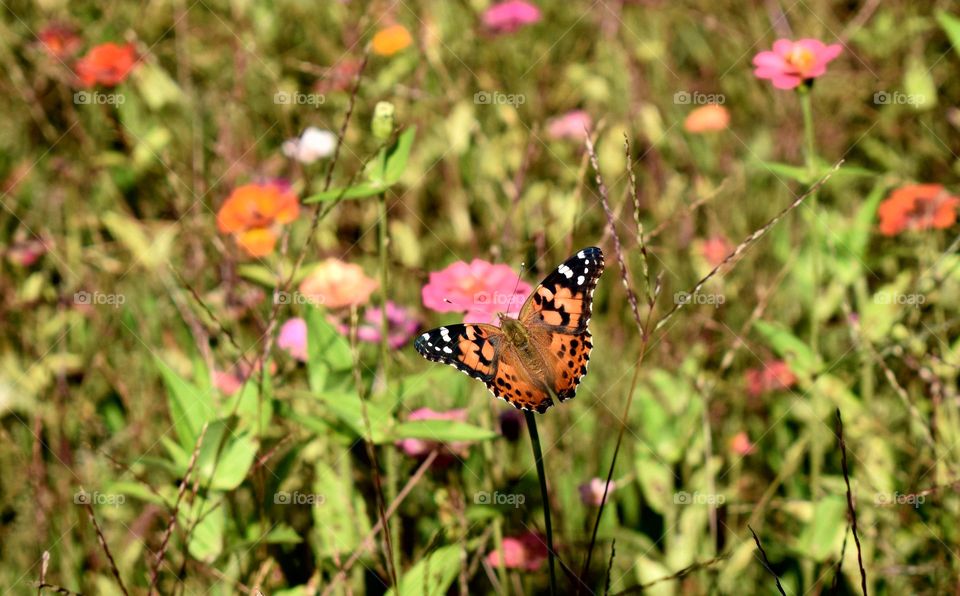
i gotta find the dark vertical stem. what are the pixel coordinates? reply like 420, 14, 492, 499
525, 411, 556, 596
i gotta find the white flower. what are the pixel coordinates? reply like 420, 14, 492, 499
282, 127, 337, 164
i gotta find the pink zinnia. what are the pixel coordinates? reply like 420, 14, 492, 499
752, 39, 842, 90
486, 532, 548, 571
579, 477, 615, 506
546, 110, 592, 140
745, 360, 797, 397
421, 258, 531, 324
337, 301, 419, 349
483, 1, 541, 34
730, 432, 755, 456
277, 317, 308, 362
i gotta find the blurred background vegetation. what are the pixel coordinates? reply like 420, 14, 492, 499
3, 0, 960, 593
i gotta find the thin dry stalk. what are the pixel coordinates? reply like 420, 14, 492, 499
148, 422, 210, 595
655, 161, 843, 331
82, 497, 129, 596
836, 409, 869, 595
749, 525, 786, 596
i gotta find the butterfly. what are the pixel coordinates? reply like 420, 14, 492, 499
415, 247, 604, 413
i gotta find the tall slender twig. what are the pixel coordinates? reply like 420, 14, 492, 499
836, 409, 868, 595
525, 411, 557, 596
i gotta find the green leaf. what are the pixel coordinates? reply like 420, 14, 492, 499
194, 420, 259, 491
309, 390, 392, 443
903, 54, 937, 110
306, 304, 353, 392
753, 321, 821, 377
131, 62, 184, 110
224, 372, 273, 432
181, 495, 224, 562
387, 545, 461, 596
793, 496, 846, 561
757, 160, 811, 184
636, 453, 674, 515
302, 181, 390, 203
936, 11, 960, 60
155, 357, 215, 449
392, 419, 497, 442
313, 460, 370, 558
383, 127, 417, 185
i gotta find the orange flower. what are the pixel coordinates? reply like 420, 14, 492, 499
684, 104, 729, 133
217, 182, 299, 257
372, 25, 413, 56
75, 42, 137, 87
878, 184, 960, 236
299, 258, 379, 309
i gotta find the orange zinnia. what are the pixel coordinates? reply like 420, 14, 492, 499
372, 25, 413, 57
684, 104, 730, 133
75, 42, 137, 87
217, 182, 300, 257
299, 258, 379, 309
877, 184, 960, 236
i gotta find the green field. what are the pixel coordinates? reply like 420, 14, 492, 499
3, 0, 960, 593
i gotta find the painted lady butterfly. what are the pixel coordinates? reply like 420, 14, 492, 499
415, 247, 604, 413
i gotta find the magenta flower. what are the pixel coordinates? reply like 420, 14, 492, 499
483, 1, 541, 34
546, 110, 592, 140
578, 477, 616, 507
396, 408, 471, 465
752, 39, 842, 89
277, 317, 308, 361
421, 259, 531, 324
337, 301, 419, 349
486, 532, 548, 571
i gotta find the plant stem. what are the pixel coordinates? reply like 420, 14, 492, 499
524, 411, 556, 596
798, 84, 821, 357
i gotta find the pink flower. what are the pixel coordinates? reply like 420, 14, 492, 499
483, 1, 541, 34
579, 477, 615, 506
752, 39, 842, 89
700, 235, 732, 267
547, 110, 592, 140
730, 432, 755, 456
486, 532, 548, 571
745, 360, 796, 397
396, 408, 472, 464
278, 318, 308, 361
421, 259, 531, 324
337, 301, 419, 349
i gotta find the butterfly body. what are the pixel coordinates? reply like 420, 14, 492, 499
415, 248, 604, 413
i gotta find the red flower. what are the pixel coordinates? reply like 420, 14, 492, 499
877, 184, 960, 236
745, 360, 796, 397
37, 24, 81, 59
75, 43, 137, 87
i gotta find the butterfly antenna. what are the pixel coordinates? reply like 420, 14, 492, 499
507, 261, 526, 315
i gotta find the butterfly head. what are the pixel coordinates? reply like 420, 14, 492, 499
497, 311, 529, 347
